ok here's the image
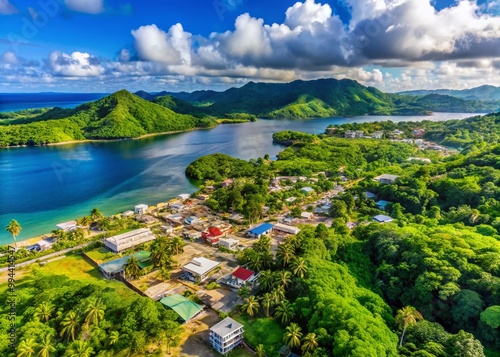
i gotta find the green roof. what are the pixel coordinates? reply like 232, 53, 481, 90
98, 250, 151, 275
160, 294, 203, 321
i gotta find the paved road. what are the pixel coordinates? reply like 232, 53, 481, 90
0, 241, 94, 273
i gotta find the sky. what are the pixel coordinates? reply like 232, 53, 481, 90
0, 0, 499, 93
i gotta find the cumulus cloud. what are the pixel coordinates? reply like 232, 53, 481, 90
65, 0, 105, 14
0, 0, 17, 14
47, 51, 105, 76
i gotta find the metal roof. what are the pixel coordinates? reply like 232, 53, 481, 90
160, 294, 202, 321
248, 223, 273, 235
210, 317, 243, 337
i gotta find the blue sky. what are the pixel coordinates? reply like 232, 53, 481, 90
0, 0, 499, 92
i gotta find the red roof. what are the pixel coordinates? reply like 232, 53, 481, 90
208, 227, 223, 236
232, 267, 254, 281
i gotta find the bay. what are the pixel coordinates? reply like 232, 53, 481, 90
0, 112, 479, 245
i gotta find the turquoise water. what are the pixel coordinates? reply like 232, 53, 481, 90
0, 113, 477, 245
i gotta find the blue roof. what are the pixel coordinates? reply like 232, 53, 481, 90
248, 223, 273, 235
376, 200, 391, 208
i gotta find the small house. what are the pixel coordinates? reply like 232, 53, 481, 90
247, 223, 273, 239
373, 215, 394, 223
56, 221, 77, 232
122, 210, 134, 218
221, 179, 233, 188
376, 200, 391, 210
273, 223, 300, 235
218, 238, 239, 251
134, 204, 148, 215
300, 187, 315, 195
372, 131, 384, 139
202, 226, 224, 245
301, 212, 314, 220
177, 193, 191, 201
160, 225, 174, 235
182, 257, 221, 282
160, 294, 203, 322
230, 267, 256, 287
209, 317, 244, 355
285, 197, 297, 203
374, 174, 400, 184
365, 192, 377, 199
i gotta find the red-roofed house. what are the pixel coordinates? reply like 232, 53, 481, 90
231, 267, 256, 287
202, 226, 224, 245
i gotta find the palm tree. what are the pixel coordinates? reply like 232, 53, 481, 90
248, 254, 263, 272
276, 244, 294, 267
396, 306, 423, 346
6, 219, 21, 248
283, 323, 303, 349
60, 311, 79, 342
260, 293, 273, 317
108, 331, 120, 346
275, 300, 295, 325
258, 270, 274, 292
291, 257, 308, 278
36, 334, 55, 357
169, 236, 185, 255
76, 216, 91, 228
241, 296, 260, 317
89, 208, 103, 222
66, 340, 94, 357
84, 298, 105, 326
17, 338, 36, 357
275, 270, 292, 289
151, 238, 171, 268
123, 256, 142, 280
33, 302, 53, 322
255, 344, 265, 357
261, 251, 274, 270
301, 333, 319, 354
272, 286, 286, 305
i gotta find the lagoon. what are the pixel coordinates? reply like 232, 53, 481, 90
0, 112, 478, 245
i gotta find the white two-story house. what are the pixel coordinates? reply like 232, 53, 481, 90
209, 317, 244, 354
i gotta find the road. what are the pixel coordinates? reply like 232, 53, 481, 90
0, 241, 94, 273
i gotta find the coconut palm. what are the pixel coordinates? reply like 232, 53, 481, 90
301, 333, 319, 354
272, 286, 286, 304
283, 323, 303, 349
248, 254, 263, 272
275, 270, 292, 289
89, 208, 103, 222
17, 338, 36, 357
84, 298, 105, 326
169, 236, 185, 255
6, 219, 21, 248
241, 296, 260, 317
396, 306, 423, 346
291, 257, 308, 278
66, 340, 94, 357
36, 334, 55, 357
108, 331, 120, 346
151, 238, 171, 268
275, 300, 295, 325
258, 270, 274, 292
124, 256, 142, 280
60, 311, 79, 342
33, 302, 53, 322
260, 293, 273, 317
276, 244, 294, 267
76, 216, 91, 228
255, 344, 265, 357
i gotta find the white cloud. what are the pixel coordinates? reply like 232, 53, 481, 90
285, 0, 332, 29
65, 0, 105, 14
0, 0, 17, 14
47, 51, 105, 77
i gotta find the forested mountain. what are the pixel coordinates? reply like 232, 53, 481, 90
0, 90, 216, 147
146, 78, 500, 118
400, 85, 500, 101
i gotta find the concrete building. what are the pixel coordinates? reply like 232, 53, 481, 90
218, 238, 239, 251
301, 212, 314, 220
134, 204, 148, 215
122, 210, 134, 218
56, 221, 77, 232
345, 130, 365, 138
177, 193, 191, 201
182, 257, 221, 282
247, 223, 273, 238
372, 131, 384, 139
104, 228, 155, 253
209, 317, 244, 355
273, 223, 300, 235
373, 215, 394, 223
374, 174, 400, 184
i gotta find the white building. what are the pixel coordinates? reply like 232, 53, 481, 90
122, 210, 134, 218
134, 204, 148, 215
209, 317, 244, 355
374, 174, 400, 184
301, 212, 314, 220
372, 131, 384, 139
104, 228, 156, 253
218, 238, 239, 250
56, 221, 77, 232
273, 223, 300, 235
182, 257, 221, 282
177, 193, 191, 201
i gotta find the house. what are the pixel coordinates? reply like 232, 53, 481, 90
160, 225, 174, 235
34, 239, 54, 251
345, 130, 364, 138
415, 139, 424, 146
209, 317, 244, 355
230, 267, 256, 287
134, 204, 148, 215
285, 197, 297, 203
163, 214, 184, 225
373, 215, 394, 223
301, 212, 314, 220
56, 221, 77, 232
365, 192, 377, 199
218, 238, 239, 251
136, 215, 156, 224
301, 187, 315, 195
228, 213, 245, 223
98, 251, 151, 279
104, 228, 156, 253
376, 200, 391, 210
184, 216, 198, 226
247, 223, 273, 238
160, 294, 203, 322
198, 194, 210, 201
372, 131, 384, 139
183, 230, 202, 240
273, 223, 300, 235
182, 257, 221, 282
221, 179, 233, 188
374, 174, 400, 184
177, 193, 191, 201
170, 204, 184, 212
202, 226, 225, 245
413, 129, 425, 137
392, 129, 404, 136
122, 210, 134, 218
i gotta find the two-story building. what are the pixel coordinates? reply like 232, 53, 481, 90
209, 317, 244, 355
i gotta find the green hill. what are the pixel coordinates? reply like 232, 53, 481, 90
0, 90, 217, 147
152, 95, 210, 118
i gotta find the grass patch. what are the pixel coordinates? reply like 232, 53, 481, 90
233, 313, 285, 357
227, 347, 252, 357
84, 247, 116, 264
